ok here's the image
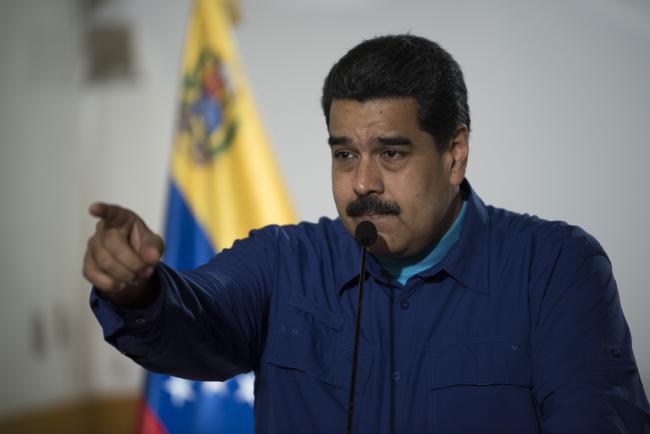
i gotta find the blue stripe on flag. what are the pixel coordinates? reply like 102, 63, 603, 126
162, 180, 216, 269
145, 372, 255, 434
145, 181, 255, 434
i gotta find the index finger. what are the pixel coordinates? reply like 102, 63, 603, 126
89, 202, 109, 218
88, 202, 131, 227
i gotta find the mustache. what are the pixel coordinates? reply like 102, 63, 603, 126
346, 196, 401, 217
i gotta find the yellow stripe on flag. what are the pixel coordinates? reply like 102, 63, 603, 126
171, 0, 296, 250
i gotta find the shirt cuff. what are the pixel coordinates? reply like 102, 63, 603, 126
89, 265, 166, 340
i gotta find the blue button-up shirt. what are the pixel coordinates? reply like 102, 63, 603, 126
91, 181, 650, 433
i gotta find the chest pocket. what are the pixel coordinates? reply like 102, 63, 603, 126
429, 337, 532, 388
265, 292, 373, 392
426, 337, 539, 434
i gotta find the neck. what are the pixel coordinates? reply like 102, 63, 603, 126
382, 187, 463, 263
423, 187, 463, 256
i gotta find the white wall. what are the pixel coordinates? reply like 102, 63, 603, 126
0, 0, 90, 417
1, 0, 648, 418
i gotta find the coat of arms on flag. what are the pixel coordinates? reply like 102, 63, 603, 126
178, 49, 238, 164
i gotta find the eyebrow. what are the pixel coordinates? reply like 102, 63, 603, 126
328, 136, 349, 146
377, 136, 413, 146
327, 135, 413, 147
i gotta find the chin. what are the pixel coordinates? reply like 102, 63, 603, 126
368, 236, 397, 256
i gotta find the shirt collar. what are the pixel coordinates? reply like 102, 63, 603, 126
333, 179, 491, 295
418, 179, 491, 294
376, 199, 468, 284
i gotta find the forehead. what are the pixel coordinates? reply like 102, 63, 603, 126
328, 97, 421, 134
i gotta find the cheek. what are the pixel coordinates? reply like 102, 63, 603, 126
331, 176, 350, 213
400, 177, 445, 220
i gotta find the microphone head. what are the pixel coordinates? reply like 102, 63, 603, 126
355, 221, 378, 248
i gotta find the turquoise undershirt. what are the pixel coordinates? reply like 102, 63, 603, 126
377, 200, 468, 286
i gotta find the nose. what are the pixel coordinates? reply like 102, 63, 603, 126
353, 157, 384, 197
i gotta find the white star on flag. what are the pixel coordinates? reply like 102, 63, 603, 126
234, 373, 255, 407
164, 377, 195, 407
201, 380, 229, 397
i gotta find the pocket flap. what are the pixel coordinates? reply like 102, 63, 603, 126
429, 338, 532, 390
266, 324, 373, 391
288, 292, 344, 331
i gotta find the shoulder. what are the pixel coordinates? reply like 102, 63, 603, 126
481, 204, 614, 311
249, 217, 344, 240
244, 217, 350, 253
194, 218, 348, 284
486, 204, 607, 260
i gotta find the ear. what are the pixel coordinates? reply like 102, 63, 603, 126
446, 124, 469, 186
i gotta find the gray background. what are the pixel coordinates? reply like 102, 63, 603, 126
1, 0, 648, 418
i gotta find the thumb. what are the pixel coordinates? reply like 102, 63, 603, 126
141, 234, 164, 264
130, 219, 164, 265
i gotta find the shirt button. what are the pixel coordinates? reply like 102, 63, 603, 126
399, 300, 410, 310
392, 371, 401, 381
291, 328, 299, 335
610, 348, 622, 358
134, 317, 146, 325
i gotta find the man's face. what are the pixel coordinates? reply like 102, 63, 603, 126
329, 97, 467, 257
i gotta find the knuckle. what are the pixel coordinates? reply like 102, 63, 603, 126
103, 228, 118, 244
100, 279, 118, 292
82, 252, 91, 271
120, 252, 142, 270
84, 269, 103, 287
96, 253, 113, 271
104, 228, 125, 249
110, 263, 133, 281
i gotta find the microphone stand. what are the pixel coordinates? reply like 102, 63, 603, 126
347, 221, 376, 434
346, 244, 368, 434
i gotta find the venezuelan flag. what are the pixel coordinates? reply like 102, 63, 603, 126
137, 0, 295, 432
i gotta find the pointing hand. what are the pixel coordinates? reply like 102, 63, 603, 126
83, 202, 165, 306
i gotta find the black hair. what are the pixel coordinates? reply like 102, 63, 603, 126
321, 34, 470, 150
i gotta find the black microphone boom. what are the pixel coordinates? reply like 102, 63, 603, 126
347, 221, 377, 434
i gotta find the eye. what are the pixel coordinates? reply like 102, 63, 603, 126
381, 149, 405, 160
333, 150, 355, 160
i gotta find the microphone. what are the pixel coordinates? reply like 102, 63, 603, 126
347, 221, 377, 434
355, 220, 378, 248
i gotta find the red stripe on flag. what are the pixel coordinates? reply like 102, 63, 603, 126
135, 399, 167, 434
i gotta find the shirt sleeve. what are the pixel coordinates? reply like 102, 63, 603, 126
89, 225, 282, 381
530, 227, 650, 433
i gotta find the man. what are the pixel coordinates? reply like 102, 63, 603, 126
85, 35, 650, 433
